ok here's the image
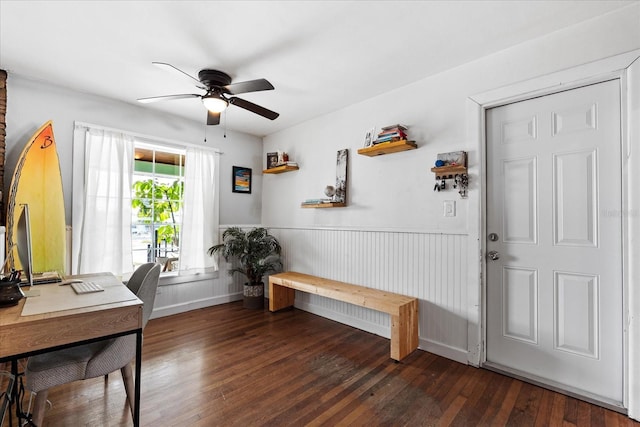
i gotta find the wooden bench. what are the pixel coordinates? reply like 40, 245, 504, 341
268, 271, 419, 361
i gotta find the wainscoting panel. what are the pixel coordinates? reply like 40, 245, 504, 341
149, 225, 470, 363
151, 253, 244, 318
268, 227, 469, 362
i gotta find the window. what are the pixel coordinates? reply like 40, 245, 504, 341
72, 122, 219, 277
131, 142, 185, 272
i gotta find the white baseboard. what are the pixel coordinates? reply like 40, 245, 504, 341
151, 292, 242, 319
420, 338, 469, 364
295, 300, 390, 339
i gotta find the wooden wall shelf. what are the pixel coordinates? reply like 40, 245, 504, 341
263, 165, 299, 174
301, 202, 346, 208
430, 165, 467, 178
357, 140, 417, 157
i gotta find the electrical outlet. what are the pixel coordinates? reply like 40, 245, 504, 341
444, 200, 456, 217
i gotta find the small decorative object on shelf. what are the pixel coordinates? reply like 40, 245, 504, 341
431, 151, 468, 198
266, 152, 279, 169
267, 151, 290, 167
264, 150, 298, 173
324, 185, 336, 200
363, 127, 376, 148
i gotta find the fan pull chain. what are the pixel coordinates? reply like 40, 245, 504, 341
203, 123, 207, 143
223, 110, 227, 138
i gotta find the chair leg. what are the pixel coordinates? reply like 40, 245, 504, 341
31, 389, 49, 427
121, 363, 135, 418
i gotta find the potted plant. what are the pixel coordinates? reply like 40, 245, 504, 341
208, 226, 282, 309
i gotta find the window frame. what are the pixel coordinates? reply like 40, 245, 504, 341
72, 121, 220, 284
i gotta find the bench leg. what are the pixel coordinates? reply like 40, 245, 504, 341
269, 281, 296, 312
390, 300, 419, 361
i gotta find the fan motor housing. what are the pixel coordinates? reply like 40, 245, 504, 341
198, 69, 232, 88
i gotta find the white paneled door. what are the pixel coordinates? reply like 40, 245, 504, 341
486, 80, 623, 405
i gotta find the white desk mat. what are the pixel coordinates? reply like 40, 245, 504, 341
21, 275, 138, 316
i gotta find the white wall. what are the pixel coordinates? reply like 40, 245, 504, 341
4, 74, 264, 226
4, 74, 263, 312
261, 3, 640, 365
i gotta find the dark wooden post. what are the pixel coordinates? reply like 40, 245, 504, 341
0, 69, 6, 222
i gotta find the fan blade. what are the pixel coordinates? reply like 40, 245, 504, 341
207, 111, 221, 126
152, 62, 206, 90
223, 79, 274, 95
229, 97, 279, 120
137, 94, 200, 103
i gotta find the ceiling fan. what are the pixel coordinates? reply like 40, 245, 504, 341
137, 62, 279, 125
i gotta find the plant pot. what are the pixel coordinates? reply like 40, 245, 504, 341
243, 282, 264, 309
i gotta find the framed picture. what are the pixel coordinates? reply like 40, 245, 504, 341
232, 166, 252, 194
436, 151, 467, 167
266, 152, 279, 169
364, 127, 375, 147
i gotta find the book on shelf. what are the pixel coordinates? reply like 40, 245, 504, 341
376, 131, 406, 140
378, 128, 406, 136
381, 123, 408, 131
302, 198, 332, 205
378, 128, 407, 137
275, 161, 298, 167
373, 136, 405, 144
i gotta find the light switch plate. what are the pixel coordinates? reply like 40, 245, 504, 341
444, 200, 456, 217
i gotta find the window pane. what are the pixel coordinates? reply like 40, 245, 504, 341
132, 142, 184, 271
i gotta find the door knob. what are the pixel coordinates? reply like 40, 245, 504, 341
487, 250, 500, 261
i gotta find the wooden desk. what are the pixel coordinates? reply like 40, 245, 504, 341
0, 273, 143, 426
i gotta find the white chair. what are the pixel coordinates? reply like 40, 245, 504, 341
25, 263, 161, 426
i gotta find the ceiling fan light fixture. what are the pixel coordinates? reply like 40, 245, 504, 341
202, 95, 228, 113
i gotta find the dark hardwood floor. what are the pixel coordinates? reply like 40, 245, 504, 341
3, 301, 638, 426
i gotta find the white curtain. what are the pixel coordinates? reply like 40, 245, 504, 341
179, 147, 219, 273
77, 128, 134, 275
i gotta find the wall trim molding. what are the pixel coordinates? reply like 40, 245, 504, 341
261, 224, 469, 236
295, 300, 390, 339
295, 300, 469, 364
421, 338, 469, 365
151, 292, 242, 319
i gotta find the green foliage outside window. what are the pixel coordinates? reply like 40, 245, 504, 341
132, 179, 183, 246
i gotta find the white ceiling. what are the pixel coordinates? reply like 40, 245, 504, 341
0, 1, 635, 137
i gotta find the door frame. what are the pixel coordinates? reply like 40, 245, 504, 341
466, 49, 640, 419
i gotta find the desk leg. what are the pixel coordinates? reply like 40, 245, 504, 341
0, 368, 15, 426
11, 359, 17, 425
134, 330, 142, 427
269, 280, 295, 312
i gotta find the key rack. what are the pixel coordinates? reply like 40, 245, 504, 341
431, 151, 468, 198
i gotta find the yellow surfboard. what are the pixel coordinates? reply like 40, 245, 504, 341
6, 121, 66, 275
